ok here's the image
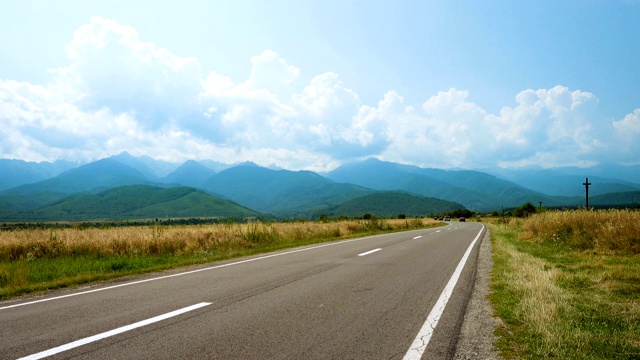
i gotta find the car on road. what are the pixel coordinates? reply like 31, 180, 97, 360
444, 216, 450, 221
459, 217, 466, 222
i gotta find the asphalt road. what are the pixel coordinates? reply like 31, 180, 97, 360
1, 222, 486, 360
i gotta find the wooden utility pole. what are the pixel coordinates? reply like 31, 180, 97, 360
583, 177, 591, 209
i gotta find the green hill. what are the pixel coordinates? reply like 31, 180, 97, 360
317, 191, 465, 218
590, 191, 640, 207
0, 191, 68, 213
0, 185, 263, 222
203, 165, 373, 217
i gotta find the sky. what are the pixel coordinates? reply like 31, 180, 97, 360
1, 0, 639, 172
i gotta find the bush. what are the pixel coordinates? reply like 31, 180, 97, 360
514, 202, 537, 218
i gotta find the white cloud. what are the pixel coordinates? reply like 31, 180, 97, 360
200, 54, 365, 157
54, 17, 202, 127
366, 85, 628, 169
1, 18, 638, 170
245, 50, 300, 95
613, 108, 640, 134
369, 88, 491, 168
342, 91, 402, 150
0, 78, 151, 161
491, 86, 606, 167
612, 108, 640, 162
294, 72, 359, 119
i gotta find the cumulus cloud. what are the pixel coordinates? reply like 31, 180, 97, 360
199, 53, 364, 157
613, 109, 640, 134
488, 86, 606, 167
245, 50, 300, 94
1, 17, 638, 170
370, 85, 633, 169
0, 78, 161, 162
54, 17, 202, 127
612, 109, 640, 162
294, 72, 359, 119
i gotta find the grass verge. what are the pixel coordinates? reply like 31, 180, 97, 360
489, 210, 640, 359
0, 218, 440, 300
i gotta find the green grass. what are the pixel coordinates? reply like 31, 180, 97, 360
489, 221, 640, 359
0, 254, 190, 299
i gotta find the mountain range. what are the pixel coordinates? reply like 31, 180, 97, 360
1, 152, 639, 221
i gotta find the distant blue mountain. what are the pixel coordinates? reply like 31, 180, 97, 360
1, 154, 639, 221
0, 159, 76, 191
327, 157, 569, 212
485, 165, 640, 196
161, 160, 216, 188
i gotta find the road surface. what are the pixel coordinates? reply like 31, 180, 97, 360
1, 222, 486, 359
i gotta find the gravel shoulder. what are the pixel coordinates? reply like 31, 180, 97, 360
454, 226, 501, 359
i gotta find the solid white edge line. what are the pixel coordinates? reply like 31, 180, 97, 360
402, 224, 485, 360
18, 302, 212, 360
2, 230, 414, 310
358, 248, 382, 256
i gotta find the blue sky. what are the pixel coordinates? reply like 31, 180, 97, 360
1, 0, 639, 171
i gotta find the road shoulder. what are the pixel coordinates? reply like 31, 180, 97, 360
454, 226, 501, 359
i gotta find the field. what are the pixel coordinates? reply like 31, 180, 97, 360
0, 217, 439, 300
489, 209, 640, 359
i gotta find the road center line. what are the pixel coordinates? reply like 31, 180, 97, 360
358, 248, 381, 256
18, 302, 212, 360
412, 236, 422, 239
403, 224, 485, 360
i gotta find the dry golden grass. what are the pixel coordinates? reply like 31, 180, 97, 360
519, 209, 640, 254
491, 210, 640, 358
0, 218, 435, 261
497, 237, 565, 348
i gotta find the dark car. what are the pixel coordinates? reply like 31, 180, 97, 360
459, 217, 466, 222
